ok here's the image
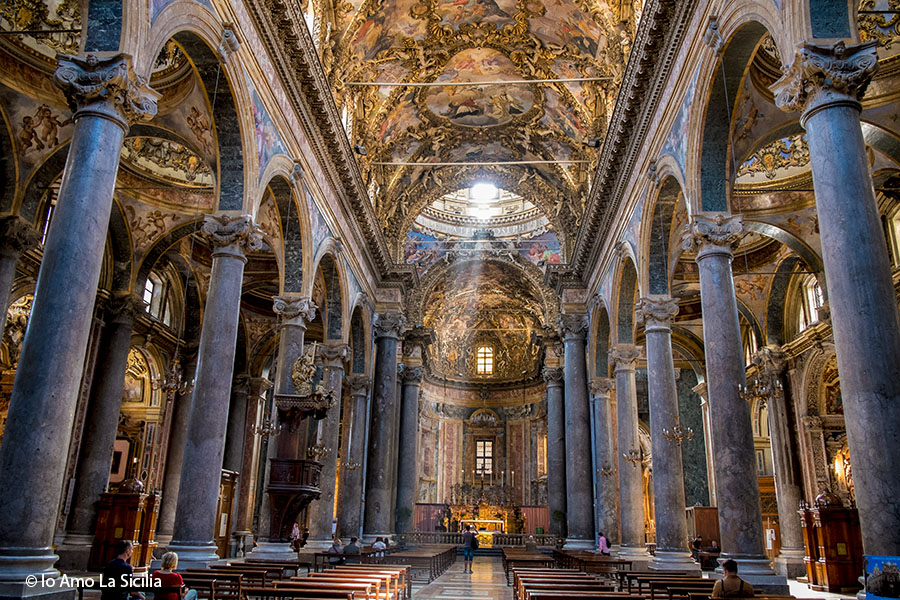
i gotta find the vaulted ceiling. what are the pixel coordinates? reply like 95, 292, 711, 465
321, 0, 644, 248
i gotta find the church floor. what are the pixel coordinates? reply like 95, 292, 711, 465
412, 556, 513, 600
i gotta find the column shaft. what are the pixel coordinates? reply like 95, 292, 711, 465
0, 218, 38, 338
339, 377, 369, 539
169, 215, 261, 567
223, 376, 251, 472
0, 54, 157, 588
395, 366, 423, 533
542, 367, 566, 538
637, 298, 696, 570
591, 378, 618, 545
363, 313, 404, 539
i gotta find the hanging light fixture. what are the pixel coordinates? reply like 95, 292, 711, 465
662, 415, 694, 445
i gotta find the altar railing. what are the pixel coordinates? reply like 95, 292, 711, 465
400, 531, 557, 546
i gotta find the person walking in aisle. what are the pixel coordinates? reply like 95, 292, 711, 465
462, 525, 478, 573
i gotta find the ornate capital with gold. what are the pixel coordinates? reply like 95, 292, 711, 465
0, 217, 40, 258
374, 311, 406, 340
681, 213, 743, 259
557, 313, 588, 341
54, 54, 160, 129
771, 41, 878, 123
273, 295, 317, 328
609, 344, 642, 372
635, 296, 679, 332
201, 214, 264, 260
542, 366, 564, 387
590, 376, 615, 400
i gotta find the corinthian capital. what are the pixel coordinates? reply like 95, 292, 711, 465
374, 311, 406, 339
542, 366, 564, 386
557, 313, 588, 340
402, 365, 424, 384
752, 345, 787, 376
608, 344, 642, 370
681, 213, 743, 255
771, 41, 878, 119
273, 295, 317, 327
0, 217, 40, 256
636, 296, 679, 330
346, 373, 370, 397
107, 292, 145, 324
590, 376, 615, 398
319, 342, 350, 368
201, 214, 264, 257
54, 54, 159, 127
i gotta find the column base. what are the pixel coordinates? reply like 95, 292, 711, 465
563, 538, 596, 550
155, 534, 173, 548
0, 580, 75, 600
245, 542, 297, 562
0, 547, 60, 584
54, 534, 94, 572
714, 557, 788, 595
303, 538, 336, 551
649, 550, 700, 571
163, 543, 221, 570
774, 548, 806, 579
615, 544, 650, 570
362, 534, 392, 544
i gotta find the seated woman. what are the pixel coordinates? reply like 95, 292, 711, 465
152, 552, 197, 600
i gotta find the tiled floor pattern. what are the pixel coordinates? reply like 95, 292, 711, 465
413, 557, 513, 600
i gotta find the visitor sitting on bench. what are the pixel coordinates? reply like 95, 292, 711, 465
712, 559, 754, 598
327, 538, 345, 565
343, 537, 361, 563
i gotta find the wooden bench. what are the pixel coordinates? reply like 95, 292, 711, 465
515, 576, 605, 600
182, 571, 244, 599
329, 568, 402, 600
243, 559, 306, 577
242, 585, 354, 600
274, 579, 375, 600
334, 565, 410, 600
301, 573, 392, 600
653, 580, 716, 600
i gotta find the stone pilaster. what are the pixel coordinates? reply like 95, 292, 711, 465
168, 215, 262, 568
751, 347, 805, 577
772, 41, 900, 557
542, 365, 566, 538
396, 365, 424, 534
233, 376, 272, 555
223, 375, 252, 472
557, 314, 595, 548
339, 375, 370, 539
692, 382, 717, 507
307, 342, 349, 547
609, 344, 648, 565
683, 215, 784, 588
0, 54, 157, 594
590, 376, 618, 546
0, 218, 39, 338
636, 297, 697, 571
363, 312, 405, 540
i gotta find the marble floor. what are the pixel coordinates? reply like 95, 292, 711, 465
413, 556, 513, 600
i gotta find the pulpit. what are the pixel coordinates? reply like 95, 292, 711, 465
798, 502, 819, 586
801, 492, 863, 592
89, 479, 155, 571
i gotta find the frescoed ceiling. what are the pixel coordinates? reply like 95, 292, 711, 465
321, 0, 644, 246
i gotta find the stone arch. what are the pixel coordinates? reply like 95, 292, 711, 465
17, 144, 69, 224
742, 221, 825, 290
765, 255, 802, 347
0, 105, 17, 213
644, 174, 685, 295
108, 197, 134, 292
348, 305, 369, 375
592, 301, 611, 378
134, 220, 202, 292
616, 254, 638, 344
262, 171, 307, 295
311, 248, 346, 342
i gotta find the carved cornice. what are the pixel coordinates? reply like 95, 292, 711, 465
541, 366, 564, 386
273, 295, 317, 327
374, 311, 406, 339
0, 217, 40, 256
346, 373, 370, 397
54, 54, 159, 128
608, 344, 642, 370
201, 214, 264, 257
244, 0, 391, 277
771, 41, 878, 122
590, 376, 615, 398
635, 296, 679, 330
571, 0, 697, 278
681, 213, 743, 256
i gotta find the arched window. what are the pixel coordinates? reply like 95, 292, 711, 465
143, 272, 174, 327
476, 345, 493, 375
798, 274, 824, 332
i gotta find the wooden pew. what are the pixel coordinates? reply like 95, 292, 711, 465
243, 559, 306, 577
274, 579, 375, 600
330, 567, 402, 600
651, 580, 716, 600
335, 565, 410, 600
300, 573, 392, 600
243, 585, 355, 600
515, 575, 607, 600
182, 571, 244, 599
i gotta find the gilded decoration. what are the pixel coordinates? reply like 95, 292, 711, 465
326, 0, 644, 246
121, 137, 214, 187
736, 135, 810, 182
0, 0, 81, 60
858, 1, 900, 50
1, 296, 32, 369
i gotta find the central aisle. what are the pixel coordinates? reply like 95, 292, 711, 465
413, 556, 513, 600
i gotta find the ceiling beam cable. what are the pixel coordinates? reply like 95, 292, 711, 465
344, 77, 612, 87
371, 160, 591, 166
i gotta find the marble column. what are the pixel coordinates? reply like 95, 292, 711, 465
249, 296, 316, 560
157, 352, 199, 545
234, 377, 272, 556
168, 215, 262, 568
558, 314, 595, 548
590, 377, 619, 545
395, 365, 423, 534
609, 344, 649, 564
772, 41, 900, 557
692, 383, 717, 507
751, 347, 805, 577
339, 375, 370, 539
542, 366, 566, 538
683, 215, 784, 587
0, 54, 157, 593
223, 375, 252, 472
636, 297, 697, 570
307, 342, 349, 547
57, 293, 144, 570
0, 218, 39, 338
363, 312, 405, 541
